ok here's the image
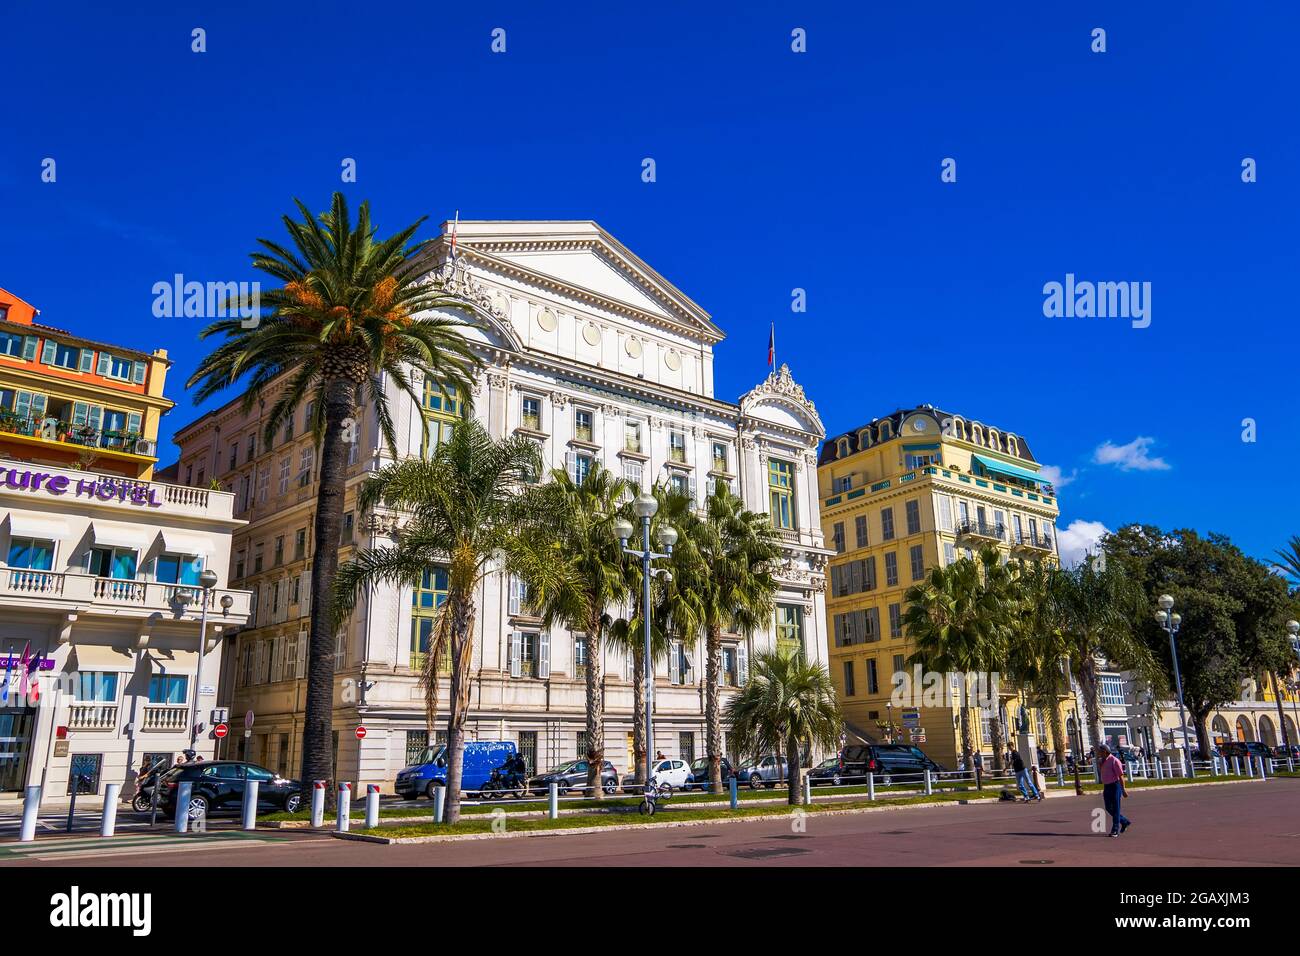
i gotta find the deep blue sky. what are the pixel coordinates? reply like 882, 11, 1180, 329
1, 1, 1295, 564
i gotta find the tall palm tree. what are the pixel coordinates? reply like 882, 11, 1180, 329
724, 650, 841, 805
681, 486, 781, 793
1004, 561, 1072, 767
190, 193, 479, 792
1274, 535, 1300, 585
332, 418, 557, 823
520, 463, 631, 800
1054, 559, 1159, 756
606, 485, 702, 784
902, 546, 1009, 774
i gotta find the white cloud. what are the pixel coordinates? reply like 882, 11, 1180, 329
1092, 436, 1170, 472
1057, 519, 1111, 567
1038, 464, 1077, 488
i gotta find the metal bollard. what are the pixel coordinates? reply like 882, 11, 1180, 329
1154, 756, 1162, 779
548, 781, 559, 819
310, 780, 325, 827
728, 776, 738, 810
803, 775, 812, 805
1289, 757, 1295, 773
20, 785, 41, 842
924, 769, 932, 796
867, 772, 875, 801
366, 784, 380, 829
1211, 755, 1219, 776
433, 784, 446, 823
1056, 765, 1065, 786
174, 781, 193, 834
1140, 756, 1148, 778
1231, 757, 1239, 776
1165, 757, 1174, 778
1246, 756, 1254, 778
336, 782, 352, 832
1258, 756, 1267, 778
242, 780, 259, 830
1093, 763, 1102, 784
100, 783, 120, 837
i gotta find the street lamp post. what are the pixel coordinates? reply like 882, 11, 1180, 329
614, 495, 676, 786
1155, 595, 1193, 777
1284, 621, 1300, 753
189, 569, 221, 750
1070, 707, 1084, 795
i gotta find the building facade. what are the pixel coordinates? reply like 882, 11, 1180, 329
817, 405, 1070, 767
172, 221, 829, 788
0, 459, 250, 797
0, 286, 172, 481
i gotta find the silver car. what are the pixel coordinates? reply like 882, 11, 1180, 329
737, 754, 789, 789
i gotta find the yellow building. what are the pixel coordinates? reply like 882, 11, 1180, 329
0, 285, 172, 480
817, 404, 1071, 768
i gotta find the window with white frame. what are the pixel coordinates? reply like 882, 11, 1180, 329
521, 396, 541, 432
624, 420, 642, 453
278, 457, 290, 495
668, 430, 686, 463
574, 408, 594, 443
1100, 675, 1126, 707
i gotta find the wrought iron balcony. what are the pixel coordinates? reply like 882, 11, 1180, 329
956, 520, 1005, 542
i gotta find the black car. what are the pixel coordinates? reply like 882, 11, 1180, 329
1221, 741, 1273, 762
807, 757, 849, 787
1272, 743, 1300, 761
839, 744, 945, 783
684, 757, 734, 790
527, 760, 620, 796
158, 761, 303, 819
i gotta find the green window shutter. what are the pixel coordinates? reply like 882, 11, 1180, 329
79, 349, 94, 373
96, 352, 111, 376
21, 336, 37, 360
126, 411, 142, 434
40, 339, 57, 364
87, 406, 103, 431
132, 360, 146, 384
72, 402, 89, 426
14, 391, 33, 419
31, 394, 47, 418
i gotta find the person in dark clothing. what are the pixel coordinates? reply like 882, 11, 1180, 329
1011, 749, 1041, 801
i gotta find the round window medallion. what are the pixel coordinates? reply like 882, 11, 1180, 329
664, 349, 681, 371
582, 322, 601, 347
625, 337, 643, 358
536, 308, 558, 332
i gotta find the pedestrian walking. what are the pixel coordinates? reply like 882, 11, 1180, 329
1097, 744, 1131, 837
1010, 748, 1041, 801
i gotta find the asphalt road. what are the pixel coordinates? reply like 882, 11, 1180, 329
3, 778, 1295, 867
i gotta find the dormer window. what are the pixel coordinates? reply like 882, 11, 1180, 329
858, 429, 872, 448
837, 438, 849, 458
878, 420, 893, 440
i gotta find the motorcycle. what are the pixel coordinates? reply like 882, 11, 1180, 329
479, 766, 527, 801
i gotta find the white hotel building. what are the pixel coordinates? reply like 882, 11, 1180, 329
0, 461, 250, 799
176, 221, 830, 788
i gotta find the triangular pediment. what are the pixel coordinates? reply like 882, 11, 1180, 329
443, 220, 724, 344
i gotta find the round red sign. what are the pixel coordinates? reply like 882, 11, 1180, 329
214, 723, 229, 739
355, 725, 367, 739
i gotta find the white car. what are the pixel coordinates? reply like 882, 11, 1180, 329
648, 758, 692, 792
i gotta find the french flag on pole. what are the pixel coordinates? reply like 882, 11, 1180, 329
767, 323, 775, 367
449, 210, 459, 265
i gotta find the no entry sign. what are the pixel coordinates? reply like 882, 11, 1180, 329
355, 725, 367, 739
214, 723, 229, 739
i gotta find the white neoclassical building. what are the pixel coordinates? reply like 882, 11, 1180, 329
177, 221, 829, 789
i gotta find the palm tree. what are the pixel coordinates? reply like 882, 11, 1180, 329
1004, 561, 1072, 767
606, 485, 701, 785
189, 193, 479, 793
902, 546, 1009, 775
1274, 536, 1300, 585
520, 463, 632, 800
681, 485, 781, 793
724, 650, 841, 805
1054, 559, 1160, 758
332, 418, 556, 823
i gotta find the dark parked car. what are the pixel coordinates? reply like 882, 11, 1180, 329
1271, 743, 1300, 761
527, 760, 620, 796
684, 757, 734, 790
839, 744, 945, 783
807, 757, 848, 787
158, 761, 303, 819
1221, 741, 1273, 762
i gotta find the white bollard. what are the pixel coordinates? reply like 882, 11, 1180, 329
867, 772, 875, 801
242, 780, 259, 830
1056, 765, 1064, 786
310, 780, 325, 827
549, 781, 559, 819
1289, 757, 1295, 773
803, 775, 812, 804
433, 784, 446, 823
1211, 755, 1219, 775
1232, 757, 1240, 776
1246, 756, 1254, 778
100, 783, 120, 837
174, 781, 193, 834
1165, 757, 1174, 778
366, 785, 380, 829
1154, 756, 1163, 779
20, 785, 41, 842
1258, 756, 1267, 778
336, 782, 352, 832
924, 769, 932, 795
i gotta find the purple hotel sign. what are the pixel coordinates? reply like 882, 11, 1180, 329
0, 467, 163, 508
0, 655, 55, 671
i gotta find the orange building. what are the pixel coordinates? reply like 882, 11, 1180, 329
0, 286, 173, 479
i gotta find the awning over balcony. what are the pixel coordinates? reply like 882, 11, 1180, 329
158, 529, 215, 555
144, 647, 200, 673
5, 512, 70, 539
89, 521, 153, 551
71, 643, 138, 671
971, 454, 1045, 485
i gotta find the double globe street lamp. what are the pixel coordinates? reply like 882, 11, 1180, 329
1155, 594, 1193, 777
614, 493, 676, 786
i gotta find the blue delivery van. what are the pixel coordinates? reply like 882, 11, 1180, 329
394, 740, 517, 799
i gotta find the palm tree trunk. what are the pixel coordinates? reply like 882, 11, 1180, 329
631, 650, 646, 786
442, 593, 476, 825
705, 623, 723, 794
584, 615, 605, 801
785, 732, 802, 806
1272, 673, 1292, 749
1077, 657, 1103, 759
958, 702, 974, 777
299, 377, 354, 803
1046, 695, 1068, 767
989, 698, 1006, 771
1192, 706, 1212, 764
